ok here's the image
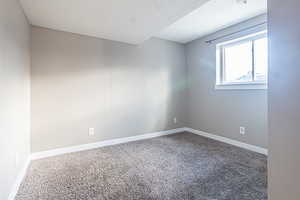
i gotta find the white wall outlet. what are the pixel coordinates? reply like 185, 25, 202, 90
173, 118, 177, 124
240, 127, 245, 135
88, 128, 95, 136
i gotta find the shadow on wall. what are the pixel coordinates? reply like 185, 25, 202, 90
185, 14, 268, 149
31, 28, 187, 152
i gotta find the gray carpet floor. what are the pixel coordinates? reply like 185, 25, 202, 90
16, 132, 267, 200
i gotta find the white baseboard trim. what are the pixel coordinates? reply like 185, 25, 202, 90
8, 158, 31, 200
31, 127, 186, 160
8, 127, 266, 199
30, 127, 267, 160
185, 127, 268, 155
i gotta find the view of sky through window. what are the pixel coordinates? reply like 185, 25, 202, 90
222, 36, 268, 84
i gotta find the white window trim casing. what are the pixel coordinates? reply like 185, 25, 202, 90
215, 31, 268, 90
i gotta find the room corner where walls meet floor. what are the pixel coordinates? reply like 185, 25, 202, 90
11, 127, 267, 200
2, 1, 268, 199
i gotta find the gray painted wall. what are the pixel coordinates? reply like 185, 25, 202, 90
268, 0, 300, 199
185, 14, 268, 148
0, 0, 31, 199
31, 27, 187, 152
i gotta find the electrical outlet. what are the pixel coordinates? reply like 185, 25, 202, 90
240, 127, 245, 135
173, 118, 177, 124
89, 128, 95, 136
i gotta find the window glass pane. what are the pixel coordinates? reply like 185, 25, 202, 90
254, 37, 268, 81
224, 41, 253, 83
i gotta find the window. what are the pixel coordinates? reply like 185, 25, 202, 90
216, 31, 268, 90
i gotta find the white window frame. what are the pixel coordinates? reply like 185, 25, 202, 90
215, 31, 268, 90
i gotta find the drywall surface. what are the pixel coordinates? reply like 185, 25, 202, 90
0, 0, 31, 199
268, 0, 300, 199
185, 14, 268, 148
31, 27, 187, 152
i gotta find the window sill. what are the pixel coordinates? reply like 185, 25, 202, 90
215, 83, 268, 90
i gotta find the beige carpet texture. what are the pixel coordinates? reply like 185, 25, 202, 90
16, 132, 267, 200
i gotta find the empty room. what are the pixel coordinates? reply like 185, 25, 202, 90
1, 0, 299, 199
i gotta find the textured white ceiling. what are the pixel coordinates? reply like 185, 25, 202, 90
19, 0, 209, 44
156, 0, 267, 43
